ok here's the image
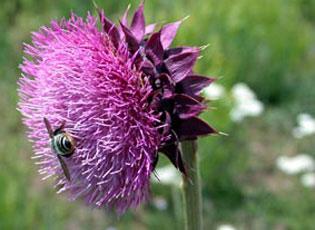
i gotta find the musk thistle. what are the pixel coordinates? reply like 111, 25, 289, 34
18, 3, 215, 213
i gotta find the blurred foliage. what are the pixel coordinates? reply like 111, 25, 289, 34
1, 0, 315, 229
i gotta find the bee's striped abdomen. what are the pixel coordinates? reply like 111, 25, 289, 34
51, 132, 74, 157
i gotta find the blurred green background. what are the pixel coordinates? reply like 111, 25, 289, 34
1, 0, 315, 229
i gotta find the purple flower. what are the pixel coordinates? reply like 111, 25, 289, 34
18, 4, 215, 213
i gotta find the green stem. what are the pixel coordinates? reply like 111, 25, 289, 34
172, 186, 183, 229
181, 140, 203, 230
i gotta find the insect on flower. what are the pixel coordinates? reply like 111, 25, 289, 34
43, 118, 75, 181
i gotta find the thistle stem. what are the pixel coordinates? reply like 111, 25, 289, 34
181, 140, 203, 230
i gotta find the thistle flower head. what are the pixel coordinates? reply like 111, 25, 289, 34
18, 4, 215, 213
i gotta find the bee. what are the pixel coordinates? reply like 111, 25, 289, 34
43, 118, 75, 181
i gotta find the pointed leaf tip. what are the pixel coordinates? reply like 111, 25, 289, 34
174, 94, 206, 119
160, 20, 182, 49
178, 75, 215, 96
176, 117, 217, 139
120, 21, 140, 53
182, 15, 191, 22
145, 23, 156, 35
165, 50, 200, 83
92, 0, 99, 11
100, 12, 120, 48
121, 4, 131, 26
130, 3, 145, 41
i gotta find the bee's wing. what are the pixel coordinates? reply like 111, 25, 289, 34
54, 121, 66, 135
43, 117, 54, 138
57, 154, 71, 181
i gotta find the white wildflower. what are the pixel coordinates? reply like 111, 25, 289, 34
276, 154, 315, 175
292, 113, 315, 138
230, 83, 264, 122
152, 165, 182, 187
301, 173, 315, 188
203, 82, 225, 100
217, 224, 237, 230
